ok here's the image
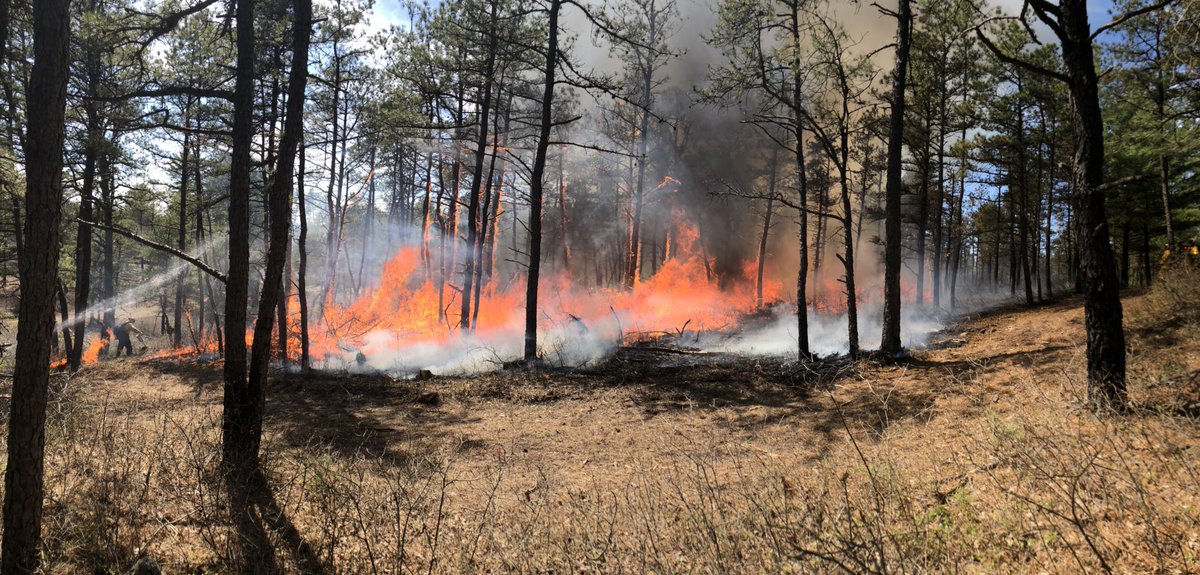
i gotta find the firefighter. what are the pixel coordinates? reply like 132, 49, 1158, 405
114, 318, 142, 357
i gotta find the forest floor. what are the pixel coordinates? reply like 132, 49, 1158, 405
3, 272, 1200, 574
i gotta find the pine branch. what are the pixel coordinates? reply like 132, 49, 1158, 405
77, 219, 227, 284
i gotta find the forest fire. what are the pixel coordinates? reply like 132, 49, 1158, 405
305, 217, 784, 373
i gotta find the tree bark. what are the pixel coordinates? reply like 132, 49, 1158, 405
1059, 0, 1127, 409
221, 0, 256, 469
789, 4, 811, 360
101, 141, 116, 327
244, 0, 310, 467
460, 0, 498, 331
318, 44, 343, 319
881, 0, 912, 356
71, 115, 100, 370
297, 138, 311, 372
2, 0, 70, 570
524, 0, 560, 361
756, 145, 776, 312
175, 114, 191, 348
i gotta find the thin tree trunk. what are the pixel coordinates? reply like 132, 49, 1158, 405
524, 0, 560, 361
950, 127, 968, 308
474, 88, 506, 327
71, 116, 99, 369
420, 153, 433, 279
756, 149, 776, 310
318, 47, 342, 319
790, 5, 811, 360
838, 144, 859, 359
914, 131, 930, 306
101, 142, 116, 327
245, 0, 310, 467
221, 0, 256, 469
1016, 97, 1034, 305
558, 144, 570, 269
196, 140, 206, 344
57, 279, 72, 362
881, 0, 912, 355
1045, 116, 1055, 298
460, 0, 498, 332
357, 145, 376, 297
931, 99, 947, 308
175, 115, 191, 348
297, 138, 311, 372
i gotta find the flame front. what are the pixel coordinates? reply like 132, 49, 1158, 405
306, 215, 779, 371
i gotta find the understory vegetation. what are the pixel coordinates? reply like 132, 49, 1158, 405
5, 276, 1197, 574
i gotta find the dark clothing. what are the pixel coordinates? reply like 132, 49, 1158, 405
116, 335, 133, 356
114, 321, 140, 357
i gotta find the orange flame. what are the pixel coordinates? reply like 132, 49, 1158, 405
308, 211, 781, 364
82, 334, 109, 364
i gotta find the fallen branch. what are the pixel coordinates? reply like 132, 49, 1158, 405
77, 218, 227, 284
618, 346, 706, 356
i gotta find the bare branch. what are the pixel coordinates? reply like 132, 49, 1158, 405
1091, 0, 1177, 40
975, 28, 1068, 82
78, 219, 227, 284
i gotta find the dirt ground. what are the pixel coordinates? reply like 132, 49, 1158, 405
6, 287, 1200, 573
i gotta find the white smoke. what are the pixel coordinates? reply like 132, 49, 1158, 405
697, 303, 946, 357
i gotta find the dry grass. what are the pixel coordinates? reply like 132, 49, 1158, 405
2, 278, 1199, 574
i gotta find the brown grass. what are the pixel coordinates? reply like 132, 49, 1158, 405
2, 278, 1200, 574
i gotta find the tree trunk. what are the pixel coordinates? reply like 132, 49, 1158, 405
790, 6, 811, 360
931, 97, 947, 308
524, 0, 560, 361
420, 154, 433, 279
838, 146, 859, 360
319, 48, 342, 320
474, 91, 507, 327
244, 0, 310, 468
1158, 153, 1172, 248
626, 117, 650, 289
1016, 97, 1034, 306
2, 0, 70, 570
71, 116, 99, 370
1059, 0, 1126, 410
558, 144, 570, 270
1120, 221, 1130, 287
914, 127, 930, 307
175, 116, 191, 349
356, 145, 376, 298
221, 0, 257, 469
1045, 118, 1055, 299
101, 141, 116, 327
56, 279, 72, 364
196, 140, 206, 345
297, 138, 311, 372
460, 0, 498, 332
950, 129, 967, 308
756, 147, 776, 311
881, 0, 912, 356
